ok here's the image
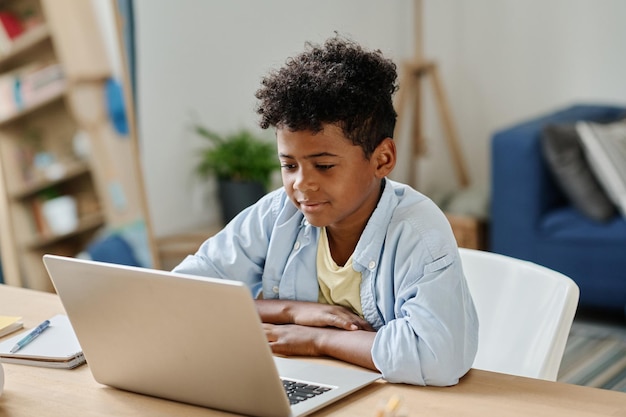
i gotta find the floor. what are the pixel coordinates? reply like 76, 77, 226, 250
571, 307, 626, 341
558, 307, 626, 391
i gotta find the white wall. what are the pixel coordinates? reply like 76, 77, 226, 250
135, 0, 414, 236
422, 0, 626, 197
135, 0, 626, 237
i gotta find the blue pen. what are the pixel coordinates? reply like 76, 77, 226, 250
9, 320, 51, 353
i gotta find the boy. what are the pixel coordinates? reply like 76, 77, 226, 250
174, 36, 478, 386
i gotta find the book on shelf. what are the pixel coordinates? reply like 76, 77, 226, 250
0, 61, 65, 121
0, 72, 18, 118
0, 314, 85, 369
0, 316, 24, 338
18, 62, 65, 107
0, 10, 24, 55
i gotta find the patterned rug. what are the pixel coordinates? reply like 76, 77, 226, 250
558, 320, 626, 392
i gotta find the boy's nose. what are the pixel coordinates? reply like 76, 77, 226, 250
293, 170, 318, 192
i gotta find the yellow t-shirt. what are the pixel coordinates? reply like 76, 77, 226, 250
317, 227, 364, 317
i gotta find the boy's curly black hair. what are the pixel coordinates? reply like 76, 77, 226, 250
255, 35, 398, 158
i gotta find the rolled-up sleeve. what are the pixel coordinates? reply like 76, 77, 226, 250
363, 189, 479, 386
371, 254, 478, 386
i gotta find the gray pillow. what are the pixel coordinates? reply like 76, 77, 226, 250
576, 119, 626, 218
541, 124, 616, 222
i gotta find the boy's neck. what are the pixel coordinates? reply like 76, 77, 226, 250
325, 227, 360, 267
325, 178, 386, 266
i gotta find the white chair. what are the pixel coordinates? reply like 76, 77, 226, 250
459, 248, 580, 381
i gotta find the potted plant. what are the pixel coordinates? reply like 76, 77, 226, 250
194, 125, 279, 223
34, 186, 79, 236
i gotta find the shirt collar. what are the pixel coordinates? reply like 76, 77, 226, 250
353, 178, 399, 270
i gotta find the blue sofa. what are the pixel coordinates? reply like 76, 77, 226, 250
490, 104, 626, 313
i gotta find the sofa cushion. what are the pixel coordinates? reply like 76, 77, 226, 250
541, 124, 616, 222
576, 119, 626, 218
540, 207, 626, 242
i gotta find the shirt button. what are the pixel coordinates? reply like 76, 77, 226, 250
293, 241, 301, 251
368, 261, 376, 269
272, 286, 279, 294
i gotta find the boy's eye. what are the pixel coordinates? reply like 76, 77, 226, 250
280, 163, 297, 170
316, 164, 334, 171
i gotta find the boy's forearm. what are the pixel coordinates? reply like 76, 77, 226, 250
255, 299, 294, 324
256, 299, 372, 331
257, 300, 379, 370
315, 328, 377, 371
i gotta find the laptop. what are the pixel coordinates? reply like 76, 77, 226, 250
42, 254, 381, 417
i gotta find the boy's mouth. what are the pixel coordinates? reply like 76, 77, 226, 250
298, 200, 327, 213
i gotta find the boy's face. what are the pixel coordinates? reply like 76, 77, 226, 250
277, 124, 395, 231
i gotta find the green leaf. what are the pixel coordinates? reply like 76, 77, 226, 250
193, 126, 279, 189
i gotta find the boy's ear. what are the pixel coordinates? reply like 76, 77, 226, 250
373, 138, 396, 177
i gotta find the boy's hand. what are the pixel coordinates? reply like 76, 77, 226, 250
290, 302, 374, 331
256, 300, 374, 331
262, 323, 378, 371
263, 324, 324, 356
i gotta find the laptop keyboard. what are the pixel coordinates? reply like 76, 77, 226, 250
281, 378, 333, 405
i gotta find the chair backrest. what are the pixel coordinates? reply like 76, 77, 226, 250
459, 248, 579, 381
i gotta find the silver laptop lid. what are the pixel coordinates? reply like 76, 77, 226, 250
43, 254, 292, 417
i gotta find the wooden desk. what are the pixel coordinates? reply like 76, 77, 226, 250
1, 284, 625, 417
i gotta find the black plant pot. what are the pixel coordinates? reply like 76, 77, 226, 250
217, 179, 266, 224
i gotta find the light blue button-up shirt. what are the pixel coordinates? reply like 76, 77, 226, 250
173, 179, 478, 386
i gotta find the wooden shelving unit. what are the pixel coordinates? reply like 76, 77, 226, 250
0, 0, 157, 291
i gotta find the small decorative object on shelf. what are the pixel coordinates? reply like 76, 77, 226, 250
41, 194, 78, 235
31, 187, 78, 237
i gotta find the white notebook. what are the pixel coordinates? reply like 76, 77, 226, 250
0, 314, 85, 369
